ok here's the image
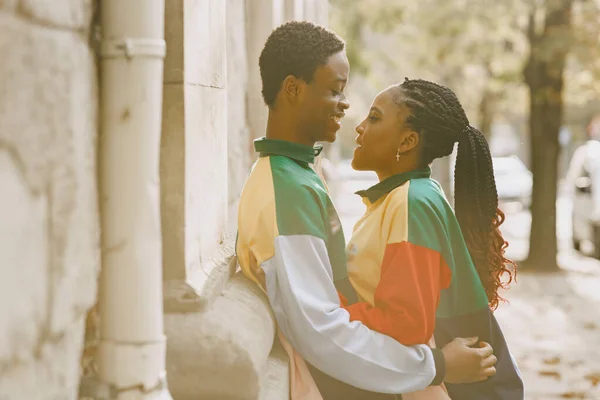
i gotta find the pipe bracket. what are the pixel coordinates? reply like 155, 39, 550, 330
100, 38, 166, 60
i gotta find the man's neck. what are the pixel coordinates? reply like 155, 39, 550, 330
265, 111, 314, 147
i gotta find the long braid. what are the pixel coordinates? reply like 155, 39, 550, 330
391, 78, 516, 310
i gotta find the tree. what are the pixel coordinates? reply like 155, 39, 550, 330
523, 0, 574, 270
524, 0, 600, 270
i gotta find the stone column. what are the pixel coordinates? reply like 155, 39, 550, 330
246, 0, 285, 144
227, 0, 252, 233
162, 0, 230, 285
161, 1, 285, 398
314, 0, 329, 26
285, 0, 304, 20
303, 0, 316, 22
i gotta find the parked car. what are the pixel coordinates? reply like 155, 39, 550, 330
493, 156, 533, 210
565, 140, 600, 258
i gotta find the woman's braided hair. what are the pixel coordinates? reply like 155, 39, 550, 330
391, 78, 516, 310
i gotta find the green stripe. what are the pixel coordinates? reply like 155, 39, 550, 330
407, 178, 488, 318
269, 156, 349, 283
270, 155, 328, 239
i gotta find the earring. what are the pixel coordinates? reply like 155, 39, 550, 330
396, 149, 401, 162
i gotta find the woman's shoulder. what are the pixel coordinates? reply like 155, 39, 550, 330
382, 178, 450, 219
406, 178, 449, 207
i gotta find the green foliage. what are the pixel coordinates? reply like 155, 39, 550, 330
328, 0, 600, 128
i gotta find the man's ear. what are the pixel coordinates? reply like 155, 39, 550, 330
281, 75, 305, 103
398, 130, 420, 154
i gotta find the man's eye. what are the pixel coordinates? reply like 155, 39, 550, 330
331, 89, 341, 96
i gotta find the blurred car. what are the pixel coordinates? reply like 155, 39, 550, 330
565, 140, 600, 258
493, 156, 532, 210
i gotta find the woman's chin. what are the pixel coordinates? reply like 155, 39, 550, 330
350, 158, 366, 171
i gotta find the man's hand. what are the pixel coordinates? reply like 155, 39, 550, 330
441, 337, 497, 384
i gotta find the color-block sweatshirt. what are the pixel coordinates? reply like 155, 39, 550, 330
346, 168, 524, 400
236, 138, 445, 398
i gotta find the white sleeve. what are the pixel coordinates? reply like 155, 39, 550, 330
589, 155, 600, 223
566, 146, 585, 198
261, 234, 439, 394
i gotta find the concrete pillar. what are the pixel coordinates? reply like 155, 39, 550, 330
303, 0, 316, 22
314, 0, 329, 26
161, 0, 231, 287
161, 1, 286, 398
285, 0, 304, 20
246, 0, 285, 144
227, 0, 252, 233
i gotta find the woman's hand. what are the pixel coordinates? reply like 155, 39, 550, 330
441, 337, 497, 384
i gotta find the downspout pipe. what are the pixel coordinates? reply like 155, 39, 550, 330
97, 1, 172, 398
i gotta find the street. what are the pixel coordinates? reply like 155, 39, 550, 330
332, 165, 600, 400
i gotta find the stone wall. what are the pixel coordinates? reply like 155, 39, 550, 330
0, 2, 99, 399
162, 1, 331, 398
0, 1, 330, 398
226, 0, 252, 233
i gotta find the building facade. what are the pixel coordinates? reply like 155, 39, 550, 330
0, 0, 329, 399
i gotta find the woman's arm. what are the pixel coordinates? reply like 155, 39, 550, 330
343, 241, 451, 345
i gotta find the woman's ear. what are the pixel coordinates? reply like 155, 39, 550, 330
398, 130, 420, 154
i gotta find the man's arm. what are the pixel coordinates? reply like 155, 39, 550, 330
262, 234, 444, 394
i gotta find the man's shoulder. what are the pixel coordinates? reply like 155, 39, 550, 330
251, 156, 329, 239
266, 156, 328, 203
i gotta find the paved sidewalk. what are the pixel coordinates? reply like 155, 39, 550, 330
495, 265, 600, 400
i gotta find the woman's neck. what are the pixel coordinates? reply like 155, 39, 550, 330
375, 158, 422, 182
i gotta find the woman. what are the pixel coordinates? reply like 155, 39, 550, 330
341, 78, 524, 399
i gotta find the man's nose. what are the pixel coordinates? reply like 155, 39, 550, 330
340, 93, 350, 110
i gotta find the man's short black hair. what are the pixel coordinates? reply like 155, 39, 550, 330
259, 21, 345, 107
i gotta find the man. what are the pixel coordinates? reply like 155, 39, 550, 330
236, 21, 497, 399
566, 114, 600, 257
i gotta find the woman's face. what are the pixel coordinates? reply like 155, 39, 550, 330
352, 89, 418, 175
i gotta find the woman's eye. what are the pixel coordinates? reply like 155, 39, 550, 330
368, 115, 379, 122
331, 89, 341, 96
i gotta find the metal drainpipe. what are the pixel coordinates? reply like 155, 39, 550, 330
96, 0, 172, 398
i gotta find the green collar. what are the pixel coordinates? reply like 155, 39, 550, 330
254, 137, 323, 164
356, 167, 432, 203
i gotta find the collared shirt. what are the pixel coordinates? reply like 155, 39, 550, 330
345, 168, 524, 400
236, 138, 441, 398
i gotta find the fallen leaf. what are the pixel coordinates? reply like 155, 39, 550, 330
585, 372, 600, 387
543, 356, 561, 365
583, 322, 598, 330
539, 370, 562, 380
560, 392, 586, 399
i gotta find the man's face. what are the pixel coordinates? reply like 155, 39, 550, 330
298, 51, 350, 143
